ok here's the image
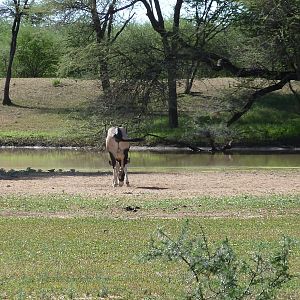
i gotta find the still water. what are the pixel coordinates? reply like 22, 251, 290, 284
0, 148, 299, 171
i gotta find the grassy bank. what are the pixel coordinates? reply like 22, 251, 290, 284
0, 78, 102, 147
0, 78, 299, 147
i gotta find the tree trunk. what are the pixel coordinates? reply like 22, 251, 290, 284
184, 60, 199, 94
99, 57, 111, 96
3, 15, 21, 106
166, 57, 178, 128
90, 0, 113, 97
3, 63, 13, 105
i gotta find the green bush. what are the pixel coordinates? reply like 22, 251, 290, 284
144, 222, 294, 299
15, 27, 60, 77
0, 21, 10, 77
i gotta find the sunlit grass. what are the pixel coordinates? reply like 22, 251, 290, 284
0, 191, 299, 298
0, 78, 101, 147
0, 216, 299, 299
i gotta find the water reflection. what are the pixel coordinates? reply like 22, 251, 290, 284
0, 148, 299, 171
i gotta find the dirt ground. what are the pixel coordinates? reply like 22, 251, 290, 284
1, 170, 300, 198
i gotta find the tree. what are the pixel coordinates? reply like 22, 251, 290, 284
137, 0, 183, 128
1, 0, 30, 105
48, 0, 135, 96
182, 0, 240, 94
183, 0, 300, 126
109, 22, 165, 114
136, 0, 241, 128
57, 22, 100, 78
224, 0, 300, 125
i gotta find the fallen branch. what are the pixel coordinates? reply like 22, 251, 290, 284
143, 133, 204, 152
143, 133, 233, 153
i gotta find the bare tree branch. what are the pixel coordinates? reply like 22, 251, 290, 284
138, 0, 162, 33
110, 12, 135, 43
227, 74, 295, 126
176, 46, 298, 81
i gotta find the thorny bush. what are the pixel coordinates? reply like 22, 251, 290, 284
144, 222, 294, 300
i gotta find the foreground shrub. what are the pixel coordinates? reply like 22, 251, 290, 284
144, 222, 294, 299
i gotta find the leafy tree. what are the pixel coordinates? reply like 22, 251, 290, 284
15, 27, 60, 77
48, 0, 135, 96
136, 0, 241, 128
0, 21, 11, 77
196, 0, 300, 126
137, 0, 299, 128
110, 22, 165, 113
135, 0, 184, 128
241, 0, 300, 72
1, 0, 30, 105
181, 0, 241, 94
57, 21, 99, 78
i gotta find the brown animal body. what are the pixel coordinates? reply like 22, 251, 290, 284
106, 127, 131, 187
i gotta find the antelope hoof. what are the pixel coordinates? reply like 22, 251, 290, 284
119, 181, 124, 187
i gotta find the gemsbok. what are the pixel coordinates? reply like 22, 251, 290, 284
106, 126, 142, 187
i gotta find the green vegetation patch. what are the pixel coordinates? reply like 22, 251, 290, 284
0, 78, 102, 147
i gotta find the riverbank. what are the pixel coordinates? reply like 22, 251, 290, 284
131, 145, 300, 154
2, 144, 300, 154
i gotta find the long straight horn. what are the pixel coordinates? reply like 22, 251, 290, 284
124, 137, 144, 142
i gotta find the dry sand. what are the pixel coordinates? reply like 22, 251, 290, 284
1, 170, 299, 199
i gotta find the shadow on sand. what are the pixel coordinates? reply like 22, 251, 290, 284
0, 170, 155, 180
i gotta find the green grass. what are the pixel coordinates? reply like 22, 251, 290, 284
143, 91, 300, 147
0, 193, 299, 298
0, 78, 103, 147
235, 94, 300, 145
142, 115, 193, 137
0, 130, 97, 147
0, 194, 299, 215
0, 216, 299, 299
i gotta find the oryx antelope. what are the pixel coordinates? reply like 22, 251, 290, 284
106, 126, 142, 187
